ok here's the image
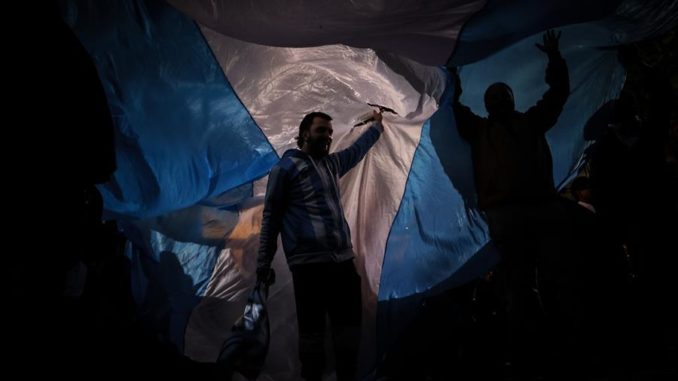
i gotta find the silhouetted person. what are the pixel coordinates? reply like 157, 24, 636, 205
451, 29, 571, 378
10, 3, 119, 374
563, 175, 630, 375
9, 4, 231, 378
587, 43, 677, 370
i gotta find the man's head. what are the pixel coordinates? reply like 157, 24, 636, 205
609, 94, 641, 146
297, 112, 333, 158
484, 82, 515, 119
616, 44, 640, 71
571, 176, 592, 203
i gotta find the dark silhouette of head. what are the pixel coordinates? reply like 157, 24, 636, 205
571, 176, 592, 203
484, 82, 515, 119
616, 44, 640, 71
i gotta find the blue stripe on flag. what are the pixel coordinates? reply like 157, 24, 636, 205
62, 0, 278, 218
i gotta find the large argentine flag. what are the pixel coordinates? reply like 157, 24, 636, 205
62, 0, 676, 379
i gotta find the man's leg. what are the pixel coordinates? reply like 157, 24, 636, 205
328, 260, 362, 381
292, 265, 328, 381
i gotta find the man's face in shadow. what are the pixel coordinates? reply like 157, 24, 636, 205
304, 117, 333, 158
484, 82, 515, 120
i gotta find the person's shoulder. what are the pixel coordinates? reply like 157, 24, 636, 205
282, 148, 310, 161
278, 149, 311, 171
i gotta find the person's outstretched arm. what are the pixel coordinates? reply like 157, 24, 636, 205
331, 110, 383, 177
526, 29, 570, 133
450, 66, 483, 142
